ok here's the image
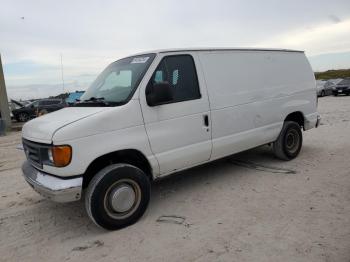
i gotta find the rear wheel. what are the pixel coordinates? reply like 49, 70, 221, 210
273, 121, 302, 160
85, 164, 151, 230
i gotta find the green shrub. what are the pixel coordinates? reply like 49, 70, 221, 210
315, 69, 350, 80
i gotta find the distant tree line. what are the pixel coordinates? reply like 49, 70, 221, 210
315, 69, 350, 80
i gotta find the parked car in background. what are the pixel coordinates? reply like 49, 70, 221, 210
17, 100, 31, 107
316, 80, 334, 97
12, 100, 37, 122
9, 99, 25, 119
332, 78, 350, 96
65, 91, 85, 105
316, 80, 327, 97
323, 79, 342, 96
12, 99, 66, 122
36, 99, 67, 117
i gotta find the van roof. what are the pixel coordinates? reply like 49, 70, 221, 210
133, 47, 304, 56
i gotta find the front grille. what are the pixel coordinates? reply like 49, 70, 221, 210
22, 139, 47, 168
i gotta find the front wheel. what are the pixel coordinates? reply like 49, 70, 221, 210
85, 164, 151, 230
18, 112, 29, 122
273, 121, 303, 160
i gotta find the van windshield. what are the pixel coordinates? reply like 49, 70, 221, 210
80, 54, 155, 106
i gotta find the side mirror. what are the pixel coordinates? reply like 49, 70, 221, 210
146, 82, 173, 106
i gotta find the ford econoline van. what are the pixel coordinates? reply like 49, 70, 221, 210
21, 48, 320, 230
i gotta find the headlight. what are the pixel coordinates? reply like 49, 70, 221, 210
48, 148, 54, 162
47, 145, 72, 167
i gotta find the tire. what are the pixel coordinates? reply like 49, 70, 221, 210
321, 90, 325, 97
85, 163, 151, 230
273, 121, 303, 160
334, 93, 338, 96
18, 112, 29, 122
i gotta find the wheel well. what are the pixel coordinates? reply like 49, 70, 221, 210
285, 111, 304, 128
82, 149, 153, 188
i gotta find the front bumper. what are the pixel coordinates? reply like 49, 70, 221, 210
304, 113, 321, 130
316, 115, 321, 128
333, 88, 350, 94
22, 161, 82, 202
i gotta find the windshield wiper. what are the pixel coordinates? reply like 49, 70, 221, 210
74, 97, 110, 107
83, 97, 106, 102
74, 97, 125, 107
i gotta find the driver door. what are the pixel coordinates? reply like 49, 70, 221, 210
140, 53, 212, 176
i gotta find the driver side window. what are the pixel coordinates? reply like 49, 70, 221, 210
149, 55, 201, 103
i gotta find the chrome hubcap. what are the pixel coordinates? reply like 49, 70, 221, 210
104, 179, 141, 220
109, 184, 136, 213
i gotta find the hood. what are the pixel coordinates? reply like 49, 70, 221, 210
11, 99, 25, 107
22, 107, 107, 143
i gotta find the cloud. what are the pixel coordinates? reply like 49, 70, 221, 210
256, 19, 350, 56
309, 51, 350, 71
1, 0, 350, 99
329, 14, 341, 24
7, 82, 88, 100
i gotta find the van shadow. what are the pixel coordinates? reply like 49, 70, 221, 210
149, 145, 278, 207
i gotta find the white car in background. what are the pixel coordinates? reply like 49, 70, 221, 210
316, 80, 335, 97
316, 80, 327, 97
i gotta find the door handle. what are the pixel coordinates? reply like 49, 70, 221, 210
203, 114, 209, 127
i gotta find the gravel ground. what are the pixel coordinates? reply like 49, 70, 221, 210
0, 96, 349, 262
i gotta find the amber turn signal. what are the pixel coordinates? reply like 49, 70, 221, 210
51, 145, 72, 167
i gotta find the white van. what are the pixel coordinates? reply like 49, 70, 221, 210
21, 48, 320, 230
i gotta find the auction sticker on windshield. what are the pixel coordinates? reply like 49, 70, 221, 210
131, 57, 150, 64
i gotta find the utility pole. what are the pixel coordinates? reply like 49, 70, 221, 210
60, 53, 65, 93
0, 53, 11, 133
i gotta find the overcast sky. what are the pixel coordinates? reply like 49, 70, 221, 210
1, 0, 350, 99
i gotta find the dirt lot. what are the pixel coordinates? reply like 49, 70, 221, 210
0, 96, 349, 262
